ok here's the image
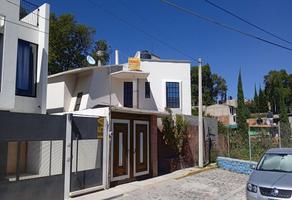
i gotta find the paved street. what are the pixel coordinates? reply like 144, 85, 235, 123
117, 169, 248, 200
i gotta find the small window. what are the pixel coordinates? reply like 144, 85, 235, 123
124, 82, 133, 108
16, 39, 38, 97
145, 82, 150, 98
166, 82, 180, 108
74, 92, 83, 111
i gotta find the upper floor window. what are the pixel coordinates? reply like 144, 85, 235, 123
16, 39, 38, 97
74, 92, 83, 111
124, 82, 133, 108
166, 82, 180, 108
145, 82, 150, 98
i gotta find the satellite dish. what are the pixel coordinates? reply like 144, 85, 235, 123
86, 55, 96, 65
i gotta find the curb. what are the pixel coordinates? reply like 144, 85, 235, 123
175, 164, 217, 180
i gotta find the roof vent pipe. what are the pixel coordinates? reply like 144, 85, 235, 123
115, 49, 119, 65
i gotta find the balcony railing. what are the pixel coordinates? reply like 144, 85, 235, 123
19, 0, 39, 26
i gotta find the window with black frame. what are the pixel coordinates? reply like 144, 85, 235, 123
145, 81, 150, 98
16, 39, 38, 97
166, 82, 180, 108
124, 82, 133, 108
74, 92, 83, 111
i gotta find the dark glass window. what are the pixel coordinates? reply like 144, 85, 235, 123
0, 33, 3, 90
145, 82, 150, 98
74, 92, 83, 111
16, 39, 38, 97
124, 82, 133, 108
166, 82, 180, 108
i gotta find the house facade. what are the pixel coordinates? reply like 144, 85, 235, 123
47, 53, 191, 115
0, 0, 49, 114
205, 100, 237, 126
47, 51, 192, 188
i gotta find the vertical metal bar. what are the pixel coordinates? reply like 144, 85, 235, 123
64, 114, 72, 200
278, 122, 281, 148
249, 126, 252, 161
49, 141, 52, 176
16, 142, 20, 181
108, 66, 112, 188
227, 128, 230, 158
102, 117, 109, 189
75, 138, 78, 173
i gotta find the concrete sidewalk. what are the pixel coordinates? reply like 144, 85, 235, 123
71, 164, 217, 200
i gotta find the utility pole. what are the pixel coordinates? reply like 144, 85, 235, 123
198, 58, 204, 168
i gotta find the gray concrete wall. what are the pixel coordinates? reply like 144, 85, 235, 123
0, 111, 102, 200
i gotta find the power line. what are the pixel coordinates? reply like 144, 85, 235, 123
86, 0, 194, 60
160, 0, 292, 52
204, 0, 292, 45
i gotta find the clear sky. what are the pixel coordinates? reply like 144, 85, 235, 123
35, 0, 292, 99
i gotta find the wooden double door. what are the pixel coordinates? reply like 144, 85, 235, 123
111, 119, 149, 182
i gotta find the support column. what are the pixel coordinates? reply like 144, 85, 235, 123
64, 114, 72, 200
150, 115, 158, 177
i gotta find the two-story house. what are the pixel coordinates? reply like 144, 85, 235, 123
47, 50, 192, 185
0, 0, 49, 114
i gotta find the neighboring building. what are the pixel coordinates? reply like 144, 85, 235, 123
205, 102, 237, 126
0, 0, 50, 114
46, 51, 192, 186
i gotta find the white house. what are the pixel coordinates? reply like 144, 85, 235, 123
46, 51, 192, 187
0, 0, 50, 114
47, 51, 192, 115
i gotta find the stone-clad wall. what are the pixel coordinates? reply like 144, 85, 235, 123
217, 157, 257, 175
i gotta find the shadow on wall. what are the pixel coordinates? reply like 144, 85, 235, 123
38, 48, 48, 113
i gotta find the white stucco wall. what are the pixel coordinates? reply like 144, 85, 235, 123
47, 60, 192, 115
139, 60, 192, 115
0, 0, 49, 113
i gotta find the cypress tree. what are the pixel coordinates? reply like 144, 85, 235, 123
254, 85, 259, 113
237, 70, 249, 144
258, 87, 269, 113
278, 87, 291, 147
279, 89, 289, 124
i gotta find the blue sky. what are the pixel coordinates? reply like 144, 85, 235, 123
35, 0, 292, 99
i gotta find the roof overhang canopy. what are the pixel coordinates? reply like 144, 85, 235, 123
111, 70, 149, 79
111, 106, 168, 117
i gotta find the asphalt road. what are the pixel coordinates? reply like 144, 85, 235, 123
117, 169, 249, 200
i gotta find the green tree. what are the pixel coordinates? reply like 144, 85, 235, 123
213, 74, 228, 103
264, 70, 291, 113
191, 65, 227, 107
91, 40, 111, 65
49, 13, 95, 74
162, 110, 188, 159
254, 85, 259, 113
236, 70, 249, 144
258, 87, 269, 113
278, 87, 291, 147
248, 85, 259, 114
